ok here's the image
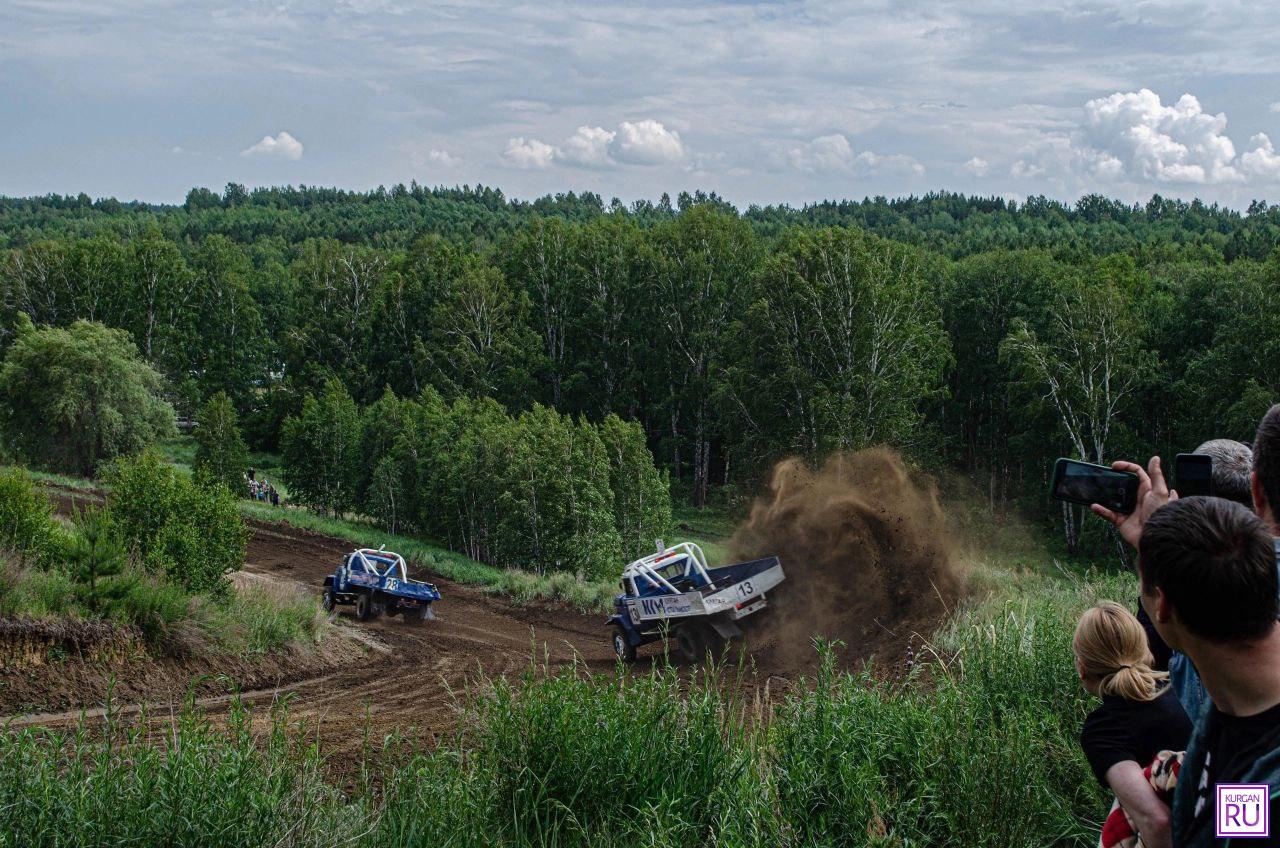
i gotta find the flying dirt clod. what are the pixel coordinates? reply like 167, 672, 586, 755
729, 447, 965, 675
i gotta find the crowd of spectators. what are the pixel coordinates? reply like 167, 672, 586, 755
245, 467, 279, 506
1074, 404, 1280, 847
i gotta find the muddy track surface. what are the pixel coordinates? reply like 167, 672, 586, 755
4, 486, 618, 766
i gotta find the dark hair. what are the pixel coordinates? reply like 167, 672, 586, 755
1195, 438, 1254, 507
1254, 404, 1280, 515
1139, 497, 1277, 642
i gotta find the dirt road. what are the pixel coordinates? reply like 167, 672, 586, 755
3, 489, 616, 763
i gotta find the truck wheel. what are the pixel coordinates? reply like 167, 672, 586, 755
322, 589, 336, 614
355, 591, 374, 621
675, 624, 707, 665
612, 626, 637, 663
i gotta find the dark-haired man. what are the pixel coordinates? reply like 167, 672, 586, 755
1138, 497, 1280, 846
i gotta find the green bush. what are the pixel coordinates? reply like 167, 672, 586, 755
104, 452, 248, 594
0, 466, 62, 564
0, 315, 175, 476
111, 568, 193, 647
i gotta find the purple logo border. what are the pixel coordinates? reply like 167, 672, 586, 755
1216, 783, 1271, 839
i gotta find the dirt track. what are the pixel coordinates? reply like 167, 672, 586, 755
230, 516, 616, 749
2, 489, 616, 764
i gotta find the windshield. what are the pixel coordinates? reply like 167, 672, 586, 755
653, 557, 687, 583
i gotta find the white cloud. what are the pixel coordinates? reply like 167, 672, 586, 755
560, 126, 616, 167
963, 156, 990, 177
426, 149, 461, 167
787, 134, 923, 176
504, 136, 556, 169
1271, 102, 1280, 114
1011, 159, 1045, 179
788, 134, 856, 172
1242, 133, 1280, 180
240, 131, 304, 160
612, 120, 684, 165
1076, 89, 1240, 184
502, 120, 685, 169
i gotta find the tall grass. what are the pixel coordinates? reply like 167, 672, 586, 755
0, 565, 1122, 847
0, 701, 351, 847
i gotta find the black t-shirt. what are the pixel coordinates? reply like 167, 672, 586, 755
1188, 701, 1280, 838
1081, 686, 1193, 788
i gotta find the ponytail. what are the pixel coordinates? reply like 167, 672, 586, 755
1074, 602, 1168, 703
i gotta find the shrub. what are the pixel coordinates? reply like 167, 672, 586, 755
207, 581, 324, 655
63, 505, 128, 613
192, 391, 249, 493
0, 467, 61, 564
0, 315, 174, 476
104, 452, 248, 594
111, 567, 193, 647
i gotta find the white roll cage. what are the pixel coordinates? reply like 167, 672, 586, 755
348, 548, 409, 581
621, 541, 712, 595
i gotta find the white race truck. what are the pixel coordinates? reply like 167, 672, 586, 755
606, 541, 785, 663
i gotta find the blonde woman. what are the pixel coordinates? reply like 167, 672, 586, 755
1075, 602, 1191, 848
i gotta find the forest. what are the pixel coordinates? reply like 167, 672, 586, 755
2, 184, 1278, 553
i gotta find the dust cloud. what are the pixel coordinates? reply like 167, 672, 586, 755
730, 448, 964, 674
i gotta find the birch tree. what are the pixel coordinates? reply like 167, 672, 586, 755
1000, 277, 1153, 550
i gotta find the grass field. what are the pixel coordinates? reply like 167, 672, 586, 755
0, 518, 1128, 846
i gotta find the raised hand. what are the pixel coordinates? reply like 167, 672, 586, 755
1090, 456, 1178, 549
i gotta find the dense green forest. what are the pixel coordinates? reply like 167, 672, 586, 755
3, 184, 1278, 551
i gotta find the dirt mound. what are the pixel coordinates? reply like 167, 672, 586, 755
730, 448, 964, 675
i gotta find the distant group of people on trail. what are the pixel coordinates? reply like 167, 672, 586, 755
1072, 406, 1280, 847
245, 467, 279, 506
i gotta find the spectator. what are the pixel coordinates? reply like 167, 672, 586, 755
1196, 438, 1254, 507
1092, 457, 1206, 716
1251, 403, 1280, 537
1138, 497, 1280, 846
270, 485, 279, 507
1075, 601, 1190, 848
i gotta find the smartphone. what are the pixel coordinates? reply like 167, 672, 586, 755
1050, 458, 1140, 514
1175, 453, 1213, 497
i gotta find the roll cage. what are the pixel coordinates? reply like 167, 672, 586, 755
346, 548, 409, 582
620, 542, 712, 597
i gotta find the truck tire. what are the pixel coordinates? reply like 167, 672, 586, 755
322, 589, 336, 614
355, 591, 374, 621
675, 624, 707, 665
612, 626, 637, 663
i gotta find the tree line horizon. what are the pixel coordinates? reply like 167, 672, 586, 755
2, 182, 1277, 551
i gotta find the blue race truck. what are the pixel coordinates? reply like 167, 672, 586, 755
322, 548, 441, 624
607, 541, 785, 663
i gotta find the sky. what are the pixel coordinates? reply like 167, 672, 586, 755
3, 0, 1280, 208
